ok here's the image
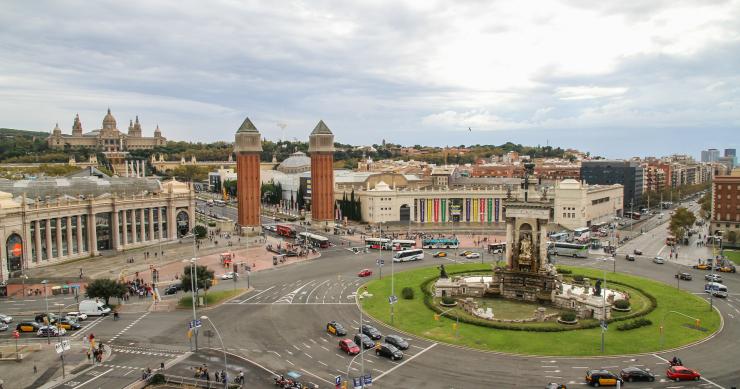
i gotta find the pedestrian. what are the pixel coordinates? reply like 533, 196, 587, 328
34, 364, 37, 374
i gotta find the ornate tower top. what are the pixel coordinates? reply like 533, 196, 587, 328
72, 114, 83, 135
103, 108, 116, 130
154, 124, 162, 138
234, 117, 262, 153
308, 120, 335, 153
52, 122, 62, 136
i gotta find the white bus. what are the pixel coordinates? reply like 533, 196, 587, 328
214, 200, 226, 206
297, 232, 330, 248
391, 239, 416, 251
573, 227, 590, 237
548, 242, 589, 258
549, 232, 569, 242
487, 242, 506, 254
704, 282, 728, 298
393, 249, 424, 262
365, 237, 391, 250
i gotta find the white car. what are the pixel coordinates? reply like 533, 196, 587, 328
653, 256, 665, 264
66, 312, 87, 321
466, 253, 481, 259
220, 272, 237, 280
0, 314, 13, 324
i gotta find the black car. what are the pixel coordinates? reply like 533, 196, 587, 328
375, 343, 403, 361
619, 366, 655, 382
34, 313, 57, 325
361, 324, 382, 340
633, 249, 643, 255
354, 333, 375, 349
164, 283, 182, 295
675, 272, 692, 281
384, 334, 409, 350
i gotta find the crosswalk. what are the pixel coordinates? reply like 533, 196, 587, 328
228, 278, 364, 305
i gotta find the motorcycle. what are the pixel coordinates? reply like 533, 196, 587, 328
669, 358, 683, 367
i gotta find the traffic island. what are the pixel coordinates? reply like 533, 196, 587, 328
360, 264, 721, 356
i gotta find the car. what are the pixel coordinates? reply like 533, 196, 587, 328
37, 326, 65, 337
666, 366, 701, 381
432, 252, 447, 258
326, 321, 347, 336
466, 253, 481, 259
384, 334, 409, 350
34, 313, 57, 324
693, 263, 711, 270
619, 366, 655, 382
545, 384, 567, 389
354, 333, 375, 349
625, 254, 635, 261
164, 283, 182, 295
338, 339, 360, 355
66, 312, 87, 321
361, 324, 382, 340
220, 272, 237, 280
460, 251, 474, 257
16, 321, 40, 333
718, 265, 736, 273
585, 369, 622, 387
0, 323, 8, 331
675, 272, 692, 281
358, 269, 373, 277
0, 314, 13, 324
56, 317, 82, 330
375, 343, 403, 361
633, 249, 643, 255
705, 274, 723, 283
653, 256, 665, 264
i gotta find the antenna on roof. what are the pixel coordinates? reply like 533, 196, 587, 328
277, 122, 287, 143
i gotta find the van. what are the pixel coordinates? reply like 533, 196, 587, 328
78, 300, 111, 316
704, 282, 728, 298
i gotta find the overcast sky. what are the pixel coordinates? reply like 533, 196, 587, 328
1, 1, 738, 158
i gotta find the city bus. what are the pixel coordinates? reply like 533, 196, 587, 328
297, 232, 330, 248
549, 232, 569, 242
391, 239, 416, 251
573, 227, 590, 237
487, 242, 506, 254
393, 249, 425, 262
214, 200, 226, 206
365, 237, 391, 250
548, 242, 589, 258
421, 238, 460, 249
276, 224, 297, 238
704, 282, 728, 298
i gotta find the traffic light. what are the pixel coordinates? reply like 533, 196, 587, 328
452, 323, 458, 330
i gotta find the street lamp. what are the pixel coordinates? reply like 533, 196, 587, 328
201, 316, 228, 389
599, 257, 614, 353
40, 280, 50, 344
189, 257, 199, 351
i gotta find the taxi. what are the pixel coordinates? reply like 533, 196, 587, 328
326, 321, 347, 336
56, 317, 82, 330
432, 251, 447, 258
16, 321, 40, 333
718, 265, 736, 273
693, 263, 711, 270
585, 369, 622, 387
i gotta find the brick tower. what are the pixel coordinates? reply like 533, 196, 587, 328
234, 117, 262, 232
308, 120, 335, 225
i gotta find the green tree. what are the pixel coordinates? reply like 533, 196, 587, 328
669, 207, 696, 242
699, 192, 712, 220
85, 278, 127, 306
180, 265, 214, 293
727, 230, 738, 246
192, 225, 207, 239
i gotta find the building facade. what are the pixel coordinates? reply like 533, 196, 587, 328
711, 169, 740, 238
553, 179, 623, 230
701, 149, 720, 163
47, 109, 166, 151
581, 160, 643, 208
0, 177, 194, 281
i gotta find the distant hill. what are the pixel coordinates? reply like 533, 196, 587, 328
0, 127, 50, 138
0, 127, 57, 162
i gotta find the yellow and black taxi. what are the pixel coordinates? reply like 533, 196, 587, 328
326, 321, 347, 336
16, 321, 40, 333
432, 251, 447, 258
56, 317, 82, 330
585, 369, 623, 387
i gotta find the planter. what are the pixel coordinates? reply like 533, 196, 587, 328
557, 318, 579, 325
612, 306, 632, 312
440, 301, 458, 307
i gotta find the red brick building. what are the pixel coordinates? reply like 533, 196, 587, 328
711, 169, 740, 237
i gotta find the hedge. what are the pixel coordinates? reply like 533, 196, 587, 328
560, 312, 577, 322
401, 287, 415, 300
614, 299, 630, 310
420, 270, 658, 333
617, 318, 652, 331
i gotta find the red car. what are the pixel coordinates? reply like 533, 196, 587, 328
339, 339, 360, 355
358, 269, 373, 277
666, 366, 701, 381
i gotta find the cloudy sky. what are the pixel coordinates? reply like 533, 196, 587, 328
1, 0, 738, 158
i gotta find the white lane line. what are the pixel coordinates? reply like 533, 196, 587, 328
572, 366, 589, 369
306, 279, 330, 302
309, 339, 317, 344
300, 368, 332, 385
374, 343, 437, 381
305, 353, 313, 359
321, 346, 329, 352
269, 351, 281, 358
318, 361, 328, 367
286, 360, 294, 365
239, 286, 275, 304
72, 368, 114, 388
302, 343, 312, 349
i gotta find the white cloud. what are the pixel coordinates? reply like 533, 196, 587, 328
555, 86, 629, 100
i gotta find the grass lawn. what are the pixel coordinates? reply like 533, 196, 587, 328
361, 264, 720, 356
178, 288, 245, 308
724, 250, 740, 265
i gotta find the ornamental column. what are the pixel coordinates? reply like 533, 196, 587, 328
112, 209, 121, 251
308, 120, 335, 226
234, 117, 263, 232
505, 216, 514, 269
66, 217, 73, 257
121, 210, 128, 247
34, 220, 42, 262
45, 219, 52, 261
88, 213, 98, 256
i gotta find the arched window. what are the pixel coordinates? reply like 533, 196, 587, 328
6, 234, 23, 273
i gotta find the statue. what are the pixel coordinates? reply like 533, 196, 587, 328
438, 264, 448, 279
518, 233, 533, 263
593, 279, 602, 297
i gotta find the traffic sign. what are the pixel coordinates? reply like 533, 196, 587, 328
54, 343, 63, 354
388, 295, 398, 305
376, 259, 384, 266
363, 374, 373, 385
334, 375, 342, 386
189, 319, 202, 329
62, 340, 71, 351
352, 377, 362, 388
600, 321, 608, 331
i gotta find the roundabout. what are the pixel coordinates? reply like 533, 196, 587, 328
359, 263, 721, 356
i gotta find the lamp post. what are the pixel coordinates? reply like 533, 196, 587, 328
41, 280, 50, 344
189, 258, 198, 351
21, 274, 28, 297
201, 316, 228, 389
600, 257, 614, 353
435, 307, 460, 338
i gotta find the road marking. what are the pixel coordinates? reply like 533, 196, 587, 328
286, 359, 294, 365
302, 343, 311, 349
541, 365, 558, 368
572, 366, 589, 369
293, 345, 300, 351
275, 281, 315, 304
318, 360, 328, 366
374, 343, 437, 381
239, 286, 275, 304
300, 368, 332, 385
72, 368, 114, 388
268, 350, 281, 357
305, 353, 313, 359
306, 279, 330, 302
321, 346, 329, 351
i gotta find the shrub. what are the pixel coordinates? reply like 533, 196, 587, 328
193, 225, 208, 239
573, 275, 584, 282
560, 312, 577, 322
441, 296, 456, 305
617, 318, 652, 331
557, 268, 572, 275
149, 373, 165, 385
207, 221, 217, 227
614, 299, 630, 310
401, 287, 414, 300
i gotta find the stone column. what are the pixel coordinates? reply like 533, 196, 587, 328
112, 210, 121, 251
539, 219, 548, 270
34, 220, 42, 262
125, 161, 128, 178
55, 218, 63, 259
168, 206, 177, 239
88, 213, 98, 256
148, 208, 155, 242
139, 208, 146, 242
122, 209, 128, 247
142, 161, 146, 177
66, 216, 73, 257
44, 219, 52, 261
76, 215, 83, 254
157, 208, 164, 240
505, 217, 514, 269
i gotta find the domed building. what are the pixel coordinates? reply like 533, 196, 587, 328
47, 108, 166, 151
276, 151, 311, 174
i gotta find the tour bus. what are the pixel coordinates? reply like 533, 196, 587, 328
421, 237, 460, 249
704, 282, 728, 298
661, 201, 673, 209
624, 211, 641, 220
393, 249, 425, 262
548, 242, 589, 258
276, 224, 297, 238
365, 237, 391, 250
391, 239, 416, 251
573, 227, 590, 237
297, 232, 330, 248
487, 242, 506, 254
214, 200, 226, 207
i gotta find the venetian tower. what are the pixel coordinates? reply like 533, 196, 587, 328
234, 117, 262, 231
308, 120, 335, 224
